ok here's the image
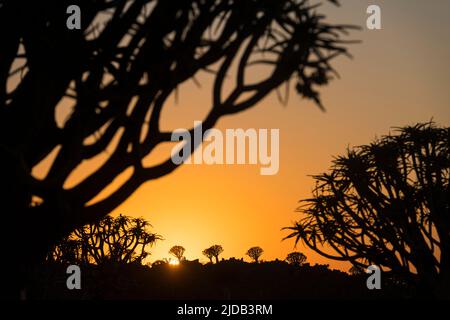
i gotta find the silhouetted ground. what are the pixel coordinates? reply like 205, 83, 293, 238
27, 259, 409, 300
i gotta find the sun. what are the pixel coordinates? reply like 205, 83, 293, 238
169, 259, 180, 266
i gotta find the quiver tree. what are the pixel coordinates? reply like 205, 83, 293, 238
286, 251, 307, 266
0, 0, 353, 296
47, 214, 161, 265
210, 244, 224, 263
285, 122, 450, 296
246, 246, 264, 263
202, 247, 215, 263
169, 245, 186, 263
203, 244, 223, 263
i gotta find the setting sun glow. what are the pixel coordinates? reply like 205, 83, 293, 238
169, 260, 180, 266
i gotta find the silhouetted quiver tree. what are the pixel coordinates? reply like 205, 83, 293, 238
48, 214, 161, 265
211, 245, 224, 263
0, 0, 354, 297
286, 251, 307, 266
246, 246, 264, 263
285, 122, 450, 296
203, 244, 223, 263
202, 248, 215, 263
169, 245, 186, 262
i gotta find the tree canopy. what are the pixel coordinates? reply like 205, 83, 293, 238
169, 245, 186, 262
48, 214, 161, 265
246, 246, 264, 262
286, 252, 307, 266
203, 244, 224, 263
285, 122, 450, 295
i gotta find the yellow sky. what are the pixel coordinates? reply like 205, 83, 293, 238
34, 0, 450, 270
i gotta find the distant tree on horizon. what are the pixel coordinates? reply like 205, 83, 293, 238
246, 246, 264, 263
286, 252, 307, 266
202, 245, 224, 264
211, 245, 224, 263
202, 248, 215, 263
285, 122, 450, 296
169, 245, 186, 263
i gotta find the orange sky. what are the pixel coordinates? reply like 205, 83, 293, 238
33, 0, 450, 271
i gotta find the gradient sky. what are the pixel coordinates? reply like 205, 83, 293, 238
34, 0, 450, 270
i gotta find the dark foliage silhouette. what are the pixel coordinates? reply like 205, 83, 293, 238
31, 258, 397, 299
203, 245, 224, 263
286, 251, 307, 266
169, 245, 186, 263
151, 259, 169, 267
202, 247, 215, 263
349, 265, 364, 276
285, 122, 450, 297
0, 0, 354, 297
47, 214, 161, 265
246, 246, 264, 263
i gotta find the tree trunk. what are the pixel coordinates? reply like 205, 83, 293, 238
0, 145, 70, 299
1, 146, 31, 299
